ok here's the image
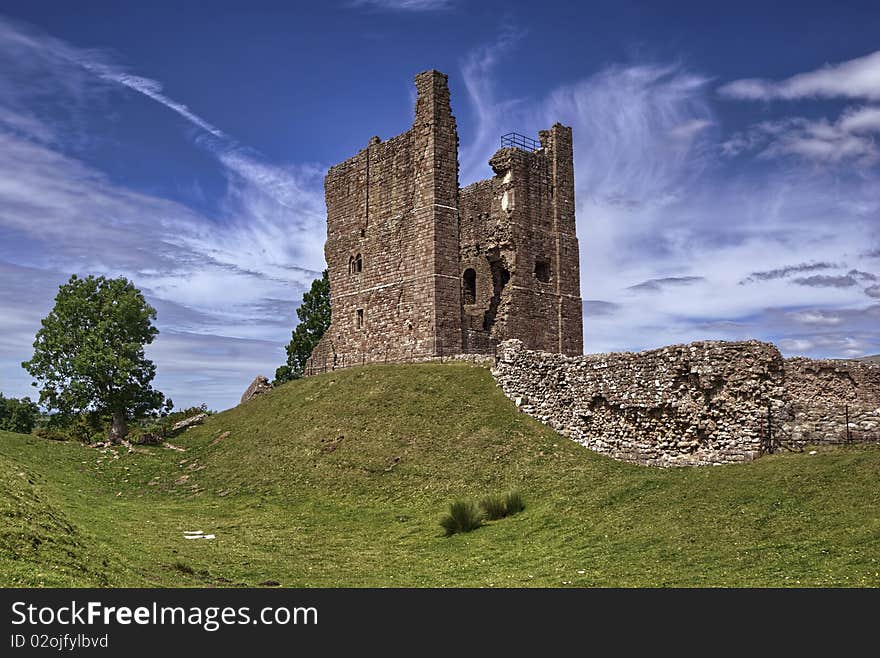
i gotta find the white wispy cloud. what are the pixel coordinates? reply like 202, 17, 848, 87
0, 129, 313, 402
718, 50, 880, 167
84, 68, 227, 138
349, 0, 454, 11
0, 106, 55, 143
0, 15, 325, 238
455, 34, 879, 359
0, 17, 328, 409
721, 109, 880, 166
839, 105, 880, 132
459, 24, 525, 185
718, 50, 880, 101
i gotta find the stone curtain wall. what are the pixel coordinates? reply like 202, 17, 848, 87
782, 358, 880, 443
492, 339, 787, 466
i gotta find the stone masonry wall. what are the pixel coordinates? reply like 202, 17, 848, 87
459, 125, 582, 356
782, 358, 880, 443
307, 70, 460, 370
492, 339, 787, 467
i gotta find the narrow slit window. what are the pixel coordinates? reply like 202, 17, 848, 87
356, 308, 364, 329
355, 253, 363, 273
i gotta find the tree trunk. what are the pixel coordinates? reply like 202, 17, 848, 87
108, 410, 128, 443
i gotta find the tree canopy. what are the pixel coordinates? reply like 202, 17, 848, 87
22, 274, 168, 441
275, 270, 331, 383
0, 394, 39, 434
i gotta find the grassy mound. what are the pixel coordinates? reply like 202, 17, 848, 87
0, 448, 124, 586
2, 362, 879, 587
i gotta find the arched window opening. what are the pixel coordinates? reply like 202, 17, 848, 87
355, 253, 363, 273
462, 268, 476, 305
534, 258, 551, 283
348, 255, 355, 274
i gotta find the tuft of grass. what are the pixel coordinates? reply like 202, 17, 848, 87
440, 500, 484, 536
479, 491, 525, 520
479, 494, 508, 520
172, 561, 195, 575
504, 491, 525, 516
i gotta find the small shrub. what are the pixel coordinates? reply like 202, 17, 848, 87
504, 491, 525, 516
150, 404, 211, 438
440, 500, 484, 537
479, 494, 508, 520
69, 414, 105, 443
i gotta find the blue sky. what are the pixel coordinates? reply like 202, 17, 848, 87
1, 0, 879, 410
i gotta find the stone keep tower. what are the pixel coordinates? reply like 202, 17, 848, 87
306, 70, 582, 372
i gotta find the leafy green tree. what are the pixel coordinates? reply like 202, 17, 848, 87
0, 394, 39, 434
22, 275, 169, 442
275, 270, 331, 383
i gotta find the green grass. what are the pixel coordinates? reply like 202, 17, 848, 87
2, 362, 879, 587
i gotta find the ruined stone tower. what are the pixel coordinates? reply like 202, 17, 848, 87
306, 70, 582, 372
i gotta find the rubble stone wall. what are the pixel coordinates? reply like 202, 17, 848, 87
782, 358, 880, 443
492, 340, 880, 467
492, 339, 788, 467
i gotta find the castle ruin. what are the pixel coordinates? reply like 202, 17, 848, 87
307, 70, 582, 372
293, 70, 880, 468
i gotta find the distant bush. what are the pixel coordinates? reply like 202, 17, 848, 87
504, 491, 525, 516
33, 427, 69, 442
479, 494, 508, 520
126, 427, 161, 446
440, 500, 484, 537
24, 403, 210, 445
67, 412, 108, 444
32, 410, 110, 443
0, 394, 40, 434
146, 404, 210, 438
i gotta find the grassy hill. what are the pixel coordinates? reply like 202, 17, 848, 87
2, 362, 879, 587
